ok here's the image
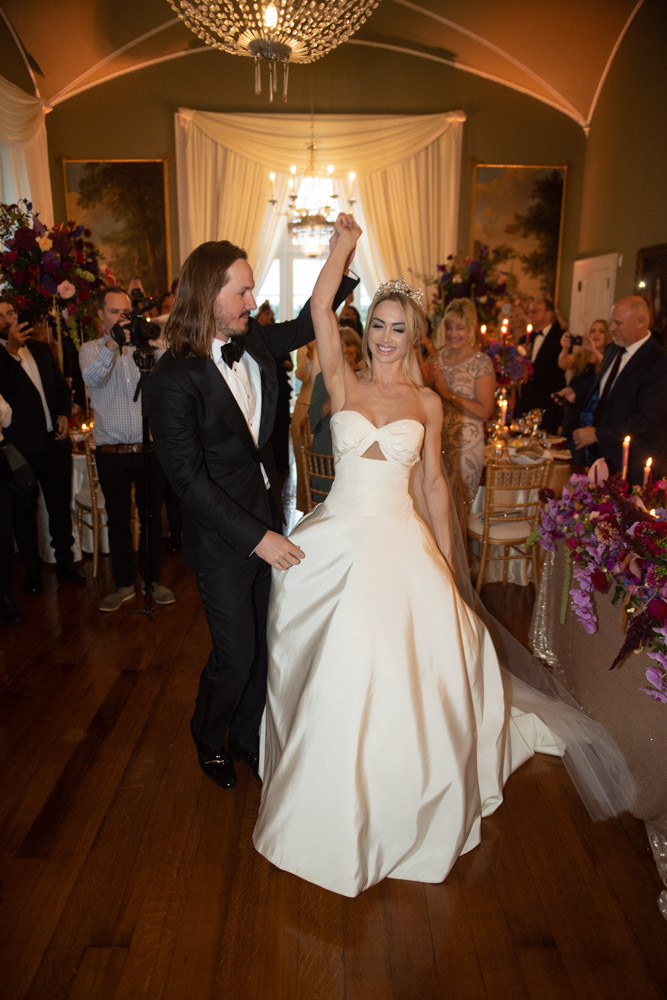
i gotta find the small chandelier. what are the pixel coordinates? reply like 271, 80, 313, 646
167, 0, 382, 102
286, 140, 337, 258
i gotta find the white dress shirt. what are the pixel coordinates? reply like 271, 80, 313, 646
212, 338, 269, 487
0, 392, 12, 441
14, 346, 53, 431
598, 332, 652, 396
530, 322, 552, 362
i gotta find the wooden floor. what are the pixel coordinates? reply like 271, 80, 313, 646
1, 550, 666, 999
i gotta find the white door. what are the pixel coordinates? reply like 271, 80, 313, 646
569, 253, 619, 335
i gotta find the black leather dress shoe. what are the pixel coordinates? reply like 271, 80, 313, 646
0, 594, 23, 624
56, 562, 86, 584
190, 722, 236, 789
228, 742, 260, 780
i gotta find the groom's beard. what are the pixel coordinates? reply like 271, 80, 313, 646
214, 306, 251, 340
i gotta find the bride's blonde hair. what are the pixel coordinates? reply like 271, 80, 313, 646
362, 285, 426, 387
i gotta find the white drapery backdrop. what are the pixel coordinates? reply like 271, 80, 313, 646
0, 75, 53, 225
174, 110, 465, 306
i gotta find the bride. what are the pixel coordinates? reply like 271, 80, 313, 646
252, 214, 632, 897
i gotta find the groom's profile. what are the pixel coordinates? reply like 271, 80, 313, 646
146, 239, 357, 789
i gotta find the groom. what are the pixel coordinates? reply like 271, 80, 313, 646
146, 239, 357, 789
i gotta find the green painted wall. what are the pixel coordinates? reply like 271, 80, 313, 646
577, 0, 667, 297
44, 44, 584, 311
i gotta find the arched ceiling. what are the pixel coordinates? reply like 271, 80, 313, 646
0, 0, 646, 131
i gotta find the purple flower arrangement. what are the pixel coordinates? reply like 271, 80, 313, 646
536, 474, 667, 704
0, 199, 112, 342
485, 338, 533, 387
429, 244, 513, 326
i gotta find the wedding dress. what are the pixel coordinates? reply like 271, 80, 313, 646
253, 410, 568, 897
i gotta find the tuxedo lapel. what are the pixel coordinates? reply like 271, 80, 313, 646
187, 358, 259, 457
244, 336, 277, 448
606, 340, 650, 404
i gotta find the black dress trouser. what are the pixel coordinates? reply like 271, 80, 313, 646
191, 491, 281, 755
95, 449, 166, 587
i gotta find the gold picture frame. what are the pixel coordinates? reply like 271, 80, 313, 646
470, 162, 567, 302
62, 157, 172, 300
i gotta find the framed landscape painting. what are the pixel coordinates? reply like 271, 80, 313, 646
62, 158, 171, 301
636, 242, 667, 339
471, 163, 567, 301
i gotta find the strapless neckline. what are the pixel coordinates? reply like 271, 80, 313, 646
334, 410, 423, 432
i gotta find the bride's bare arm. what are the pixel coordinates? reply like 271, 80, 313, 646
310, 213, 361, 413
420, 391, 453, 565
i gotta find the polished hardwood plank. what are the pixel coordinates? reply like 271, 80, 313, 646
1, 559, 666, 1000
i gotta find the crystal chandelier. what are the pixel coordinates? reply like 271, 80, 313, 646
269, 129, 356, 258
167, 1, 382, 102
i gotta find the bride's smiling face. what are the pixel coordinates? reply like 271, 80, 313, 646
368, 299, 409, 362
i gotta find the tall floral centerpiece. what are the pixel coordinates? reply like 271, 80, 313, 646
535, 474, 667, 704
0, 199, 112, 345
429, 243, 513, 327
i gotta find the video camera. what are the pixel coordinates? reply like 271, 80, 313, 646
110, 293, 156, 351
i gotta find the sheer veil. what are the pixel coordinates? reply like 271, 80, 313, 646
407, 344, 636, 820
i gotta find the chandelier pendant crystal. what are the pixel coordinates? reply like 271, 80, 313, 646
167, 0, 382, 102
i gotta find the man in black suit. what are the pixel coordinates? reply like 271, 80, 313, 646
146, 240, 357, 790
558, 296, 667, 483
0, 298, 84, 592
514, 296, 565, 433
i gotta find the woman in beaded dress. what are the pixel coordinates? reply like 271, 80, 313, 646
423, 299, 495, 526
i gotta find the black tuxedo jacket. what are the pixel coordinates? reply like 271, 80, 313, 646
146, 276, 357, 570
572, 335, 667, 483
0, 339, 72, 457
515, 320, 566, 432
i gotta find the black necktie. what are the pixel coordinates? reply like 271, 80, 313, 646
593, 347, 625, 424
219, 338, 246, 368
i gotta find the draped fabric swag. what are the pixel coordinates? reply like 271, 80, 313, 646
0, 75, 53, 225
174, 110, 465, 305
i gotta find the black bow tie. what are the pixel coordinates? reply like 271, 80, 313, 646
219, 338, 246, 368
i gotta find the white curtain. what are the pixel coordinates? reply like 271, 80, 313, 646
174, 110, 465, 303
0, 75, 53, 224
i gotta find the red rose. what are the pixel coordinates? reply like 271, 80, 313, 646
590, 569, 609, 593
647, 598, 667, 621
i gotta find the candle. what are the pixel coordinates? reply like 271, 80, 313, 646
643, 457, 653, 486
269, 171, 276, 201
622, 435, 631, 480
480, 324, 487, 340
500, 398, 508, 426
348, 171, 355, 201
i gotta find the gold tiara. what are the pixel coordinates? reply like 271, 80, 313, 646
372, 277, 425, 310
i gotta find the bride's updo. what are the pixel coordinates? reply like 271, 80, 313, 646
363, 278, 426, 385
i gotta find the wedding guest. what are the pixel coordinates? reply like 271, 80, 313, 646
558, 319, 611, 380
0, 391, 22, 624
339, 299, 364, 336
79, 286, 174, 611
257, 302, 293, 489
0, 298, 84, 593
514, 296, 566, 433
558, 319, 612, 467
291, 340, 320, 511
557, 296, 667, 482
423, 299, 495, 526
307, 326, 364, 502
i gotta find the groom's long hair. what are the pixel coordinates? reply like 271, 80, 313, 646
165, 240, 247, 359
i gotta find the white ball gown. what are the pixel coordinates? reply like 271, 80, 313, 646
252, 410, 569, 897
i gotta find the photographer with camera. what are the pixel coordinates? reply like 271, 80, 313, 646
79, 286, 174, 612
0, 296, 84, 598
557, 319, 611, 380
